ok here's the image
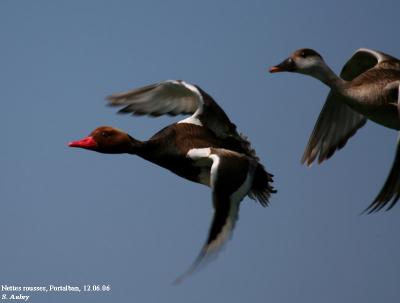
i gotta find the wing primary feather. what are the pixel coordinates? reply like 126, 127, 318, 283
302, 91, 366, 166
363, 133, 400, 213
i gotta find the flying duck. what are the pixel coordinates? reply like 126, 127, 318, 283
270, 48, 400, 213
69, 80, 276, 282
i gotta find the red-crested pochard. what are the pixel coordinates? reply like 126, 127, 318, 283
270, 48, 400, 213
69, 80, 276, 282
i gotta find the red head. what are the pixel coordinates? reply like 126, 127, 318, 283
69, 126, 134, 154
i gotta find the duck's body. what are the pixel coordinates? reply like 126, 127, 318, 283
128, 122, 263, 187
270, 48, 400, 212
130, 123, 224, 184
69, 80, 275, 282
339, 67, 400, 129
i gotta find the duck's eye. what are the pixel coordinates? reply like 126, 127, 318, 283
101, 131, 110, 137
300, 52, 307, 58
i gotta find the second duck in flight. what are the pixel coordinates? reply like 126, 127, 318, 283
270, 48, 400, 213
69, 80, 276, 282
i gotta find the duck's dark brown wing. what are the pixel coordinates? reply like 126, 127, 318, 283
107, 80, 237, 134
107, 80, 259, 159
174, 148, 255, 284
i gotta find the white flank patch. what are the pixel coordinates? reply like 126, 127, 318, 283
186, 148, 211, 160
186, 148, 215, 186
187, 148, 212, 186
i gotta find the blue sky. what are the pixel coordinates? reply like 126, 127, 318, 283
1, 0, 399, 302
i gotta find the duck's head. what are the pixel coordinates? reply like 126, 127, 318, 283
69, 126, 134, 154
269, 48, 325, 75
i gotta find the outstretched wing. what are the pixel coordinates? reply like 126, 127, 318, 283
107, 80, 238, 139
364, 85, 400, 213
302, 49, 399, 165
364, 135, 400, 213
107, 80, 200, 116
301, 50, 385, 165
174, 148, 255, 283
302, 91, 367, 165
341, 48, 399, 80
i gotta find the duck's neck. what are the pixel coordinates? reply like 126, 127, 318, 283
127, 136, 161, 163
127, 135, 149, 155
307, 63, 346, 91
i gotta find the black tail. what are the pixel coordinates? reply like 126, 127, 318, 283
248, 163, 276, 207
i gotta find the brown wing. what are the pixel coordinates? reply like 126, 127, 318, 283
301, 50, 388, 165
174, 148, 253, 284
365, 82, 400, 213
365, 137, 400, 213
107, 80, 259, 159
302, 91, 367, 165
341, 48, 400, 80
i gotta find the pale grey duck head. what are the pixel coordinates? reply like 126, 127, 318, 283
270, 48, 326, 76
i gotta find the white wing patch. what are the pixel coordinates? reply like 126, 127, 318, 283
176, 148, 255, 283
186, 147, 212, 160
177, 81, 205, 126
178, 114, 204, 127
204, 166, 254, 255
186, 148, 221, 186
187, 148, 213, 186
209, 154, 221, 188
